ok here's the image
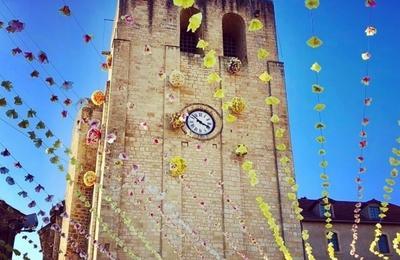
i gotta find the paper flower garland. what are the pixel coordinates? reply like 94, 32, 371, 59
169, 156, 187, 177
256, 197, 292, 259
91, 90, 105, 106
227, 57, 242, 74
83, 171, 96, 187
394, 233, 400, 255
242, 160, 258, 186
169, 112, 185, 129
169, 70, 185, 88
305, 0, 320, 10
204, 50, 217, 68
235, 144, 248, 156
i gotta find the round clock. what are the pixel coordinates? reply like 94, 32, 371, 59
186, 110, 215, 136
181, 103, 222, 140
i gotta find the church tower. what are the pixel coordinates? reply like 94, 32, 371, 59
60, 0, 304, 259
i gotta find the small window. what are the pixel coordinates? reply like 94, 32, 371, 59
222, 13, 247, 61
378, 234, 390, 254
368, 206, 380, 220
180, 8, 202, 54
327, 232, 340, 252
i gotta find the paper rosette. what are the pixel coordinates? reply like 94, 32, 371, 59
169, 70, 185, 88
91, 90, 105, 106
83, 171, 96, 187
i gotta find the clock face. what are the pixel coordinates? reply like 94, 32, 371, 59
186, 110, 215, 136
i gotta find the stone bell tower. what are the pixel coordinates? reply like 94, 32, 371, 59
62, 0, 304, 259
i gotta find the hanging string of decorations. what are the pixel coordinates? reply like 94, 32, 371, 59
304, 1, 337, 259
350, 1, 378, 258
0, 0, 86, 101
369, 127, 399, 259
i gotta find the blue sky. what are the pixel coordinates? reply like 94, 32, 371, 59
0, 0, 399, 259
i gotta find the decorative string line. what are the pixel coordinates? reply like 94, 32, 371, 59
369, 126, 399, 259
0, 241, 30, 260
0, 0, 91, 100
179, 175, 264, 260
0, 114, 68, 174
350, 2, 377, 258
74, 188, 144, 260
60, 0, 104, 62
0, 31, 74, 121
305, 1, 336, 259
0, 76, 75, 160
0, 144, 115, 260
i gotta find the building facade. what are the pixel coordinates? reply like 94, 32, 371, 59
0, 200, 37, 259
60, 0, 304, 259
300, 197, 400, 260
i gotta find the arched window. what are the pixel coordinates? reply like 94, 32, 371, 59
327, 232, 340, 252
180, 8, 202, 54
378, 234, 390, 254
222, 13, 247, 61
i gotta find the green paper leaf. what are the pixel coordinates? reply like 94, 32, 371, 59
64, 148, 72, 155
314, 103, 326, 112
58, 164, 65, 172
27, 131, 36, 140
27, 109, 37, 118
18, 120, 29, 128
45, 130, 54, 138
53, 139, 62, 148
14, 96, 22, 105
312, 84, 324, 94
0, 98, 7, 107
33, 138, 43, 148
5, 109, 18, 119
70, 157, 77, 165
315, 122, 326, 129
36, 121, 45, 129
50, 156, 60, 164
46, 147, 55, 154
1, 80, 13, 91
13, 249, 21, 256
316, 136, 326, 144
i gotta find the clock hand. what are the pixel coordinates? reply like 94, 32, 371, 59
191, 115, 210, 129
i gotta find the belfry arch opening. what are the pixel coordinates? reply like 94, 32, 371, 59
222, 13, 247, 61
180, 7, 203, 54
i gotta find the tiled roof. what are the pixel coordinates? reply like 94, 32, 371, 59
299, 197, 400, 224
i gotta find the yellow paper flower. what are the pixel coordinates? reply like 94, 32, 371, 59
169, 156, 187, 177
226, 113, 237, 123
265, 96, 280, 106
222, 101, 232, 111
270, 114, 280, 124
203, 50, 217, 68
257, 48, 269, 60
310, 62, 322, 72
259, 71, 272, 83
235, 144, 248, 156
305, 0, 320, 10
314, 103, 326, 112
214, 88, 225, 99
242, 160, 253, 172
207, 72, 221, 84
196, 39, 209, 50
307, 36, 323, 48
248, 18, 264, 32
276, 143, 287, 151
173, 0, 195, 8
187, 12, 202, 33
275, 128, 286, 138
